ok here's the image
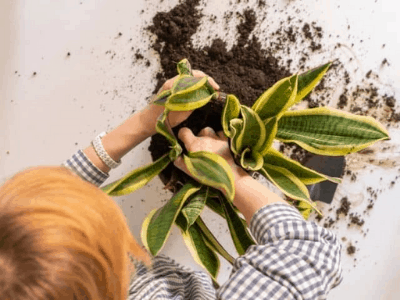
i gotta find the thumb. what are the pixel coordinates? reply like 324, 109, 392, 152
177, 127, 196, 146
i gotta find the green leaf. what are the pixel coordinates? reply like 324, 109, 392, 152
219, 193, 255, 255
153, 90, 171, 104
141, 208, 157, 252
177, 58, 192, 75
180, 187, 209, 230
196, 217, 235, 265
260, 163, 309, 201
166, 77, 217, 111
222, 94, 241, 138
205, 196, 247, 227
175, 212, 188, 233
229, 118, 244, 155
293, 62, 331, 106
205, 195, 227, 218
251, 74, 298, 121
259, 117, 278, 156
296, 200, 317, 220
178, 221, 220, 280
143, 182, 201, 256
240, 148, 264, 171
263, 148, 341, 185
166, 89, 217, 112
276, 107, 390, 156
155, 111, 182, 160
102, 153, 171, 196
259, 164, 322, 216
236, 106, 266, 153
183, 151, 235, 202
172, 76, 205, 94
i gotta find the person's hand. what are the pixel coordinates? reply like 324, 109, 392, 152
174, 127, 247, 184
142, 70, 220, 130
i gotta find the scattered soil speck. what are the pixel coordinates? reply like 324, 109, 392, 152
336, 197, 351, 218
348, 213, 365, 226
347, 243, 356, 255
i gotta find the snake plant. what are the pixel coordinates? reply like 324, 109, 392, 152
102, 59, 389, 281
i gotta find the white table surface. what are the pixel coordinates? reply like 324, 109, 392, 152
1, 0, 399, 298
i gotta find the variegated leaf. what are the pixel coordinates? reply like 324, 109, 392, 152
178, 221, 220, 280
259, 164, 322, 216
236, 106, 266, 153
240, 148, 264, 171
196, 217, 235, 265
166, 88, 217, 111
180, 186, 209, 230
229, 118, 244, 155
292, 62, 331, 106
251, 74, 298, 121
263, 148, 341, 185
205, 196, 247, 227
143, 182, 201, 256
153, 89, 171, 104
155, 110, 182, 160
102, 153, 171, 196
172, 76, 205, 94
222, 94, 241, 138
183, 151, 235, 202
141, 208, 157, 252
259, 117, 278, 156
219, 194, 255, 255
276, 107, 390, 156
177, 58, 192, 75
296, 200, 318, 220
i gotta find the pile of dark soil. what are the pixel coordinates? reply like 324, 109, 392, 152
148, 0, 292, 190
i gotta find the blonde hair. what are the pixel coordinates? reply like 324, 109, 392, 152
0, 166, 150, 300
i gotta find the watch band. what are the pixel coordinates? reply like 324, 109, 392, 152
91, 132, 121, 169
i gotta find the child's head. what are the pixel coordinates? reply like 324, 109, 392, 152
0, 166, 150, 300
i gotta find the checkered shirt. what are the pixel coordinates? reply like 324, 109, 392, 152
63, 150, 343, 299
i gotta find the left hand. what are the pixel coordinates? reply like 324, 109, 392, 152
143, 70, 220, 129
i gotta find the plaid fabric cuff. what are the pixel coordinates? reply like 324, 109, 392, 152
62, 149, 109, 187
249, 203, 304, 244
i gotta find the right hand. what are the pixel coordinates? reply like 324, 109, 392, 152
174, 127, 246, 183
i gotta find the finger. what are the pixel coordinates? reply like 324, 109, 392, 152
198, 127, 216, 137
192, 70, 206, 77
192, 70, 220, 90
217, 131, 228, 141
159, 75, 179, 93
207, 76, 220, 90
178, 127, 196, 144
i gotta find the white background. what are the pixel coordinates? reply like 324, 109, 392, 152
1, 0, 399, 299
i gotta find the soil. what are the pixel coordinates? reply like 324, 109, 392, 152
147, 0, 291, 190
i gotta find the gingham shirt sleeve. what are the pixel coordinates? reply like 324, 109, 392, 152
217, 203, 343, 300
62, 149, 109, 186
